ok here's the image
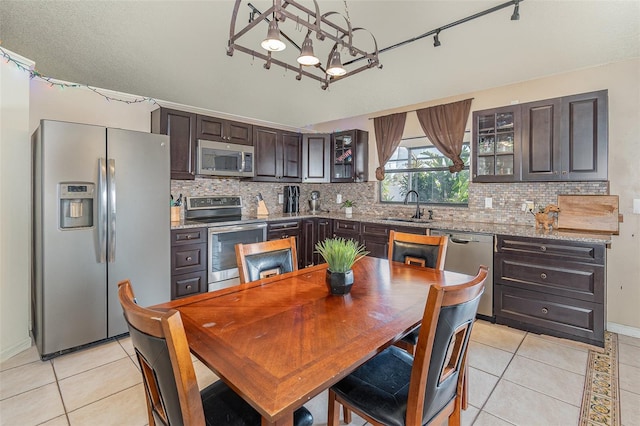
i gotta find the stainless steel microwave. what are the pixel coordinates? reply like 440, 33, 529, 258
197, 140, 254, 177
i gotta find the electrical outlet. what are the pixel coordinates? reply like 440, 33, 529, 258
278, 193, 283, 204
525, 200, 534, 212
336, 194, 342, 204
484, 197, 493, 209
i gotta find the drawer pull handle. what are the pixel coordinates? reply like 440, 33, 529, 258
541, 307, 549, 314
540, 246, 547, 252
186, 256, 192, 261
186, 235, 193, 240
540, 273, 547, 279
186, 285, 192, 290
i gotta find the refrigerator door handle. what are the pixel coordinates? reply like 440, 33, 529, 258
107, 159, 117, 262
98, 158, 108, 263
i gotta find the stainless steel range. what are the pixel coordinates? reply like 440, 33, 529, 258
185, 196, 266, 291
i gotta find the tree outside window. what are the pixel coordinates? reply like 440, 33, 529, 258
380, 137, 470, 205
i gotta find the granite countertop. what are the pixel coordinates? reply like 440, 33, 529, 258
171, 212, 612, 244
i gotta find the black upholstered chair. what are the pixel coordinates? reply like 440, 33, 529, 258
388, 231, 449, 355
388, 230, 448, 270
327, 266, 488, 426
118, 280, 313, 426
235, 237, 298, 284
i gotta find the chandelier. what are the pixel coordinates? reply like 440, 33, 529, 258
227, 0, 382, 90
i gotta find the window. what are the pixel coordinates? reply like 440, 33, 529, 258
379, 136, 470, 205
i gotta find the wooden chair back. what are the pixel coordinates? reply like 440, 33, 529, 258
388, 230, 448, 270
235, 237, 298, 283
118, 280, 204, 426
406, 266, 488, 425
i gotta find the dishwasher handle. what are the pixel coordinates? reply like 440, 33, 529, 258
449, 237, 473, 244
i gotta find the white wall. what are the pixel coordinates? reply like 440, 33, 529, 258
313, 58, 640, 334
0, 50, 34, 361
29, 81, 156, 134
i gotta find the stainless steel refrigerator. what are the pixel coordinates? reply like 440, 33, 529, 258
32, 120, 171, 359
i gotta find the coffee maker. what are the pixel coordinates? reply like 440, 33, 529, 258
308, 190, 321, 213
283, 185, 300, 213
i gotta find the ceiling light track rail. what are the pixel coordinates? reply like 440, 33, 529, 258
344, 0, 522, 66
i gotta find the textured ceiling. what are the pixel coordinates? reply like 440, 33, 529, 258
1, 1, 639, 128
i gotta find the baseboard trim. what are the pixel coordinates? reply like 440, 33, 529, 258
607, 322, 640, 338
0, 337, 32, 363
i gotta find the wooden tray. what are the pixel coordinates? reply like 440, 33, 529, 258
557, 195, 619, 234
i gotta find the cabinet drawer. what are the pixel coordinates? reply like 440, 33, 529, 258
333, 219, 360, 233
361, 222, 389, 237
495, 285, 604, 346
495, 253, 604, 302
268, 220, 300, 232
172, 270, 207, 299
393, 225, 427, 235
496, 235, 605, 264
171, 243, 206, 275
171, 227, 206, 245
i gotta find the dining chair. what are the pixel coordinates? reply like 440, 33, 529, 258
117, 280, 313, 426
388, 231, 449, 356
327, 266, 488, 426
235, 236, 298, 283
387, 230, 448, 270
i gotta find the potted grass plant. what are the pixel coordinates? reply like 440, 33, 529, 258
341, 200, 355, 216
315, 237, 369, 295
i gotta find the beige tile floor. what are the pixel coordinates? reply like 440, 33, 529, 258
1, 320, 639, 426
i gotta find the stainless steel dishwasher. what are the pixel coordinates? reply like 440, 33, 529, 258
430, 229, 494, 320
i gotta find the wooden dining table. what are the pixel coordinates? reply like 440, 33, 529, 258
153, 256, 477, 426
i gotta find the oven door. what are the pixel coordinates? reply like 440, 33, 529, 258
208, 223, 267, 290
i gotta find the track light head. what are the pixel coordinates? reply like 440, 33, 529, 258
433, 31, 441, 47
511, 1, 520, 20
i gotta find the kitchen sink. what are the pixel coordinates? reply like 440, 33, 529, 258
383, 217, 432, 223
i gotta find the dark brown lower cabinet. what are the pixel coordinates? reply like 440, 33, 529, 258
494, 234, 606, 347
302, 218, 333, 267
170, 227, 208, 300
267, 220, 303, 269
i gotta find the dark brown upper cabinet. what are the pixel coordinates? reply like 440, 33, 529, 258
474, 90, 608, 183
151, 107, 197, 180
302, 134, 331, 183
331, 130, 368, 183
521, 98, 562, 181
559, 90, 608, 181
196, 115, 253, 146
253, 126, 301, 182
472, 107, 521, 182
522, 90, 608, 181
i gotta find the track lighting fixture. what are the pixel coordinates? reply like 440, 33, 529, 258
511, 1, 520, 20
433, 30, 441, 47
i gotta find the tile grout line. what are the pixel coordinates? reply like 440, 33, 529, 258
470, 331, 528, 426
51, 358, 71, 425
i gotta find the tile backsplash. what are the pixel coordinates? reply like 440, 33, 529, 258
171, 177, 608, 225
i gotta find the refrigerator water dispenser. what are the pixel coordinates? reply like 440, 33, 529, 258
59, 183, 94, 229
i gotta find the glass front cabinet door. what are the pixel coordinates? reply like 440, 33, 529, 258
330, 130, 368, 183
472, 107, 520, 182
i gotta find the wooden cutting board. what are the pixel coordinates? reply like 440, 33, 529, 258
557, 195, 619, 234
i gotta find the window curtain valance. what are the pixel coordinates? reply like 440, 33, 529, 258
373, 112, 407, 181
415, 98, 473, 173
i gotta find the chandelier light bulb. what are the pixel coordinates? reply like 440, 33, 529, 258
261, 20, 286, 52
297, 35, 320, 66
326, 50, 346, 76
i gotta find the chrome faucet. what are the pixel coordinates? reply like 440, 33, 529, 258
404, 190, 423, 219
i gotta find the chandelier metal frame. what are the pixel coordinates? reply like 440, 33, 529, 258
227, 0, 382, 90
